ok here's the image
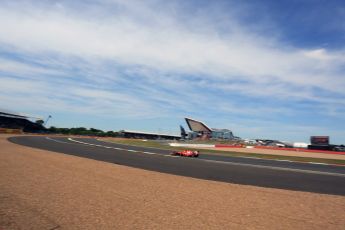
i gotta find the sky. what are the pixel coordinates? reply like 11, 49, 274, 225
0, 0, 345, 144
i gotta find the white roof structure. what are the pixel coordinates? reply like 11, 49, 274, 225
0, 109, 42, 120
184, 117, 212, 132
0, 110, 28, 119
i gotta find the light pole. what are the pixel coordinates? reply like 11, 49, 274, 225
45, 115, 52, 127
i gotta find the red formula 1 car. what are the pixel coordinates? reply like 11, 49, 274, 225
171, 150, 199, 157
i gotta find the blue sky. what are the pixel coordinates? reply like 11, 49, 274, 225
1, 0, 345, 144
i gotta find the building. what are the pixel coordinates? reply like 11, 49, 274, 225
118, 130, 180, 140
211, 128, 235, 139
183, 117, 239, 140
0, 110, 46, 133
308, 136, 334, 151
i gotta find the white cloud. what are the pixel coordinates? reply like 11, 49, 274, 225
0, 0, 344, 141
303, 49, 333, 60
0, 1, 344, 93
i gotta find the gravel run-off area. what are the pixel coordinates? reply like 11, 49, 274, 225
1, 134, 345, 229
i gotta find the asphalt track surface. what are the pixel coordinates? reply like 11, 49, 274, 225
9, 136, 345, 196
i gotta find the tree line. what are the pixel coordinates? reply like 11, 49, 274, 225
47, 126, 120, 137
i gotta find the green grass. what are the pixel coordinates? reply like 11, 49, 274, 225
100, 138, 345, 165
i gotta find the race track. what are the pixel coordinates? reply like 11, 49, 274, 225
9, 136, 345, 195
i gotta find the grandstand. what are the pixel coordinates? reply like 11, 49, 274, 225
118, 130, 180, 140
0, 109, 46, 133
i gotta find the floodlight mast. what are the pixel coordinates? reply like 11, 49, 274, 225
44, 115, 52, 126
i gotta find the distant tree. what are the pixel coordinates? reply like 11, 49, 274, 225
48, 126, 58, 133
70, 127, 89, 135
90, 128, 103, 133
106, 131, 118, 137
45, 126, 118, 136
35, 119, 44, 126
59, 128, 70, 134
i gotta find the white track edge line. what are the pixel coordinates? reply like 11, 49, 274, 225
46, 137, 75, 144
